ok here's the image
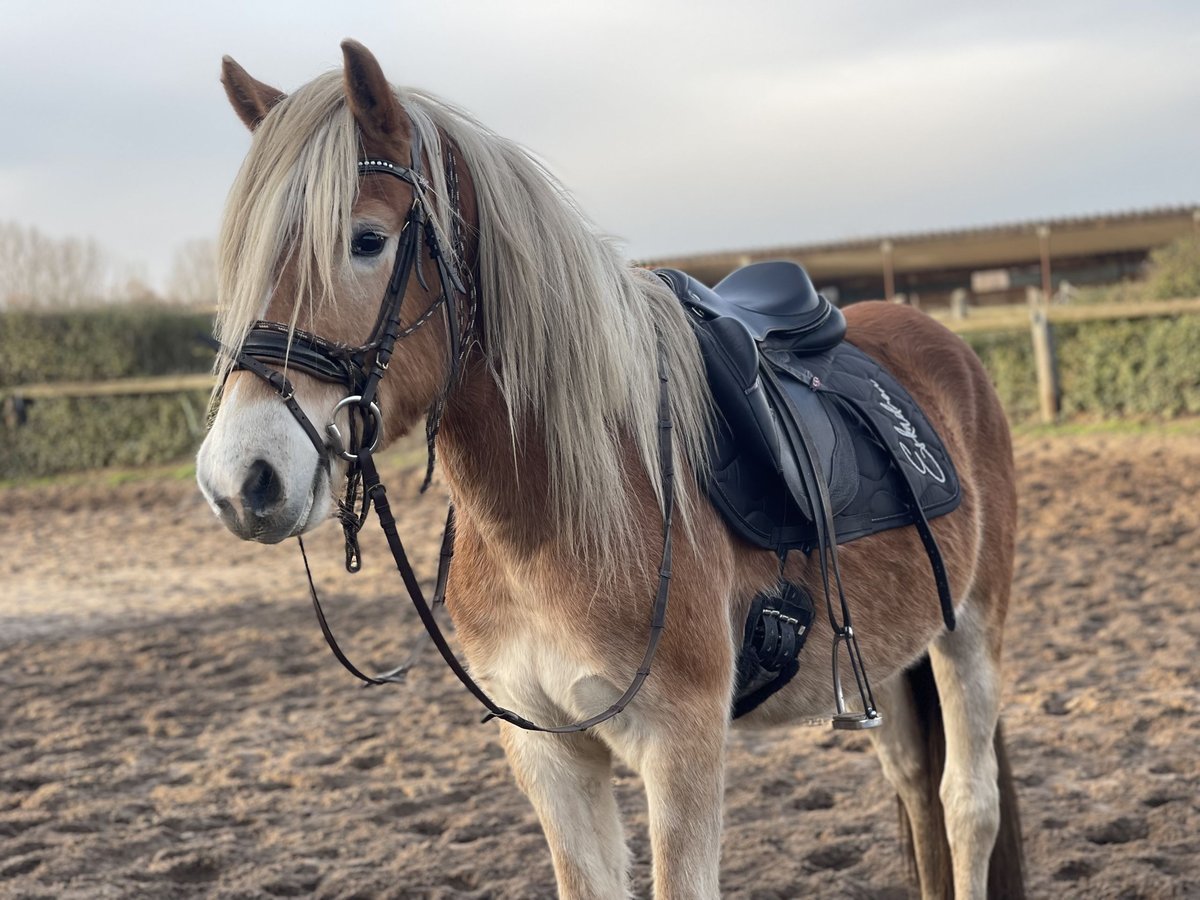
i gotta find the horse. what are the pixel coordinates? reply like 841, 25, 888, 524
195, 40, 1024, 899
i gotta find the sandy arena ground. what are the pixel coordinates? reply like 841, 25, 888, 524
1, 429, 1197, 899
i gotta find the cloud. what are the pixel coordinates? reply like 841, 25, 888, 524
0, 1, 1196, 285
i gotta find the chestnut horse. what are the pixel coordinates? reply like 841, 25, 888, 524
196, 40, 1024, 899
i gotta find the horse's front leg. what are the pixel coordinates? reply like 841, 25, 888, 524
612, 697, 729, 900
501, 725, 629, 900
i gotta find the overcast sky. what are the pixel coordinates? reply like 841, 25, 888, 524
2, 1, 1198, 289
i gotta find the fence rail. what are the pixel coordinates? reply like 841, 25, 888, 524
931, 296, 1200, 334
1, 373, 214, 432
1, 373, 214, 402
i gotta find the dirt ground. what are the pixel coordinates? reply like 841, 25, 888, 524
1, 429, 1197, 899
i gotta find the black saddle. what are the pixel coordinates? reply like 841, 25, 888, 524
658, 262, 962, 720
660, 261, 847, 348
659, 261, 959, 555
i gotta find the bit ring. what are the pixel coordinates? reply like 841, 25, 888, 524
326, 395, 383, 461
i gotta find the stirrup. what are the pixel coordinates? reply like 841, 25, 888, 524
831, 628, 883, 730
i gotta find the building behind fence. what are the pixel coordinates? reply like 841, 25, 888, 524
644, 206, 1200, 308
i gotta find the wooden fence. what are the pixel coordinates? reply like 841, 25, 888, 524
3, 296, 1200, 427
931, 293, 1200, 422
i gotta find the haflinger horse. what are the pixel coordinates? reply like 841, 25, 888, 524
196, 40, 1024, 900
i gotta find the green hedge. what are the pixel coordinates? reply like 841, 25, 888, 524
2, 307, 1199, 480
964, 314, 1200, 423
0, 306, 215, 479
1055, 315, 1200, 418
0, 306, 213, 388
962, 331, 1039, 422
0, 390, 209, 480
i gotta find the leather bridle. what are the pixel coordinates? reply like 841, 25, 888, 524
229, 125, 472, 564
218, 120, 677, 734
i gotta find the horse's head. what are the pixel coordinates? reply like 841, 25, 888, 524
196, 41, 473, 544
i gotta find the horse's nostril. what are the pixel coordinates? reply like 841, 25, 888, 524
241, 458, 283, 518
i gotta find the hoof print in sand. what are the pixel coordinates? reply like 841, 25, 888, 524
145, 849, 222, 884
791, 787, 836, 811
1084, 816, 1150, 845
1054, 858, 1098, 881
806, 843, 859, 871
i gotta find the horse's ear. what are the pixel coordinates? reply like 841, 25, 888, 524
221, 56, 286, 132
341, 39, 405, 141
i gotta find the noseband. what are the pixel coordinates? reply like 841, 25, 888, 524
218, 122, 677, 735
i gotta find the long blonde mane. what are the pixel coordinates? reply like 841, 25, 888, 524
215, 71, 712, 558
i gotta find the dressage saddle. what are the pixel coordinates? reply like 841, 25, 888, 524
657, 262, 961, 721
681, 260, 848, 347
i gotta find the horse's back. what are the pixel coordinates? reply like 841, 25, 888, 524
842, 301, 1014, 465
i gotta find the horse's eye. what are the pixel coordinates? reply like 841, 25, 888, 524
351, 231, 387, 257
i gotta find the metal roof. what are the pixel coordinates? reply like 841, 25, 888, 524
641, 206, 1200, 285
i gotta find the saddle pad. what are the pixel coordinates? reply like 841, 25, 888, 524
702, 341, 961, 553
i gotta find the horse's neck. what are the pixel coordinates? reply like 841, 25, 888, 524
437, 361, 557, 556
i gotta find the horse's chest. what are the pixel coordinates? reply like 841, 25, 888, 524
488, 617, 607, 722
450, 580, 604, 722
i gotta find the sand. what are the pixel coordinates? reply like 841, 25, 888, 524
1, 429, 1197, 898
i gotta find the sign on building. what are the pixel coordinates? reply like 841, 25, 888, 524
971, 269, 1012, 293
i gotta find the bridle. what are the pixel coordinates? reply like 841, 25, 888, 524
218, 118, 677, 734
229, 124, 473, 568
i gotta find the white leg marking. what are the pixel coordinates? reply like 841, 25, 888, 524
868, 673, 942, 896
605, 709, 727, 900
501, 726, 629, 900
930, 604, 1001, 900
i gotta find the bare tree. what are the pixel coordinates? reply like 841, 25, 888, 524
0, 221, 114, 309
112, 261, 164, 305
166, 238, 218, 308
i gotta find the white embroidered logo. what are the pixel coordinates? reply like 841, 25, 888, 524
869, 379, 947, 484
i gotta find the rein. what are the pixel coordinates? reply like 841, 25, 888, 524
221, 125, 677, 734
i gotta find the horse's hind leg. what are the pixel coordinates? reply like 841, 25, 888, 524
867, 672, 948, 897
929, 601, 1004, 899
500, 726, 629, 899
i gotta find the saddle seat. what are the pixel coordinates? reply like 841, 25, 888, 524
660, 261, 846, 351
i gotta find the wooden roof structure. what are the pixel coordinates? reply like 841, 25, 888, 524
641, 206, 1199, 304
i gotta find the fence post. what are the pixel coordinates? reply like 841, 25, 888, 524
950, 288, 969, 319
1027, 286, 1060, 423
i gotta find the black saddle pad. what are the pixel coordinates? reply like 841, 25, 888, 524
700, 338, 962, 553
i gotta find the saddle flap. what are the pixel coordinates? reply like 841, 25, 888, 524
692, 313, 857, 530
693, 317, 781, 466
758, 361, 859, 521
